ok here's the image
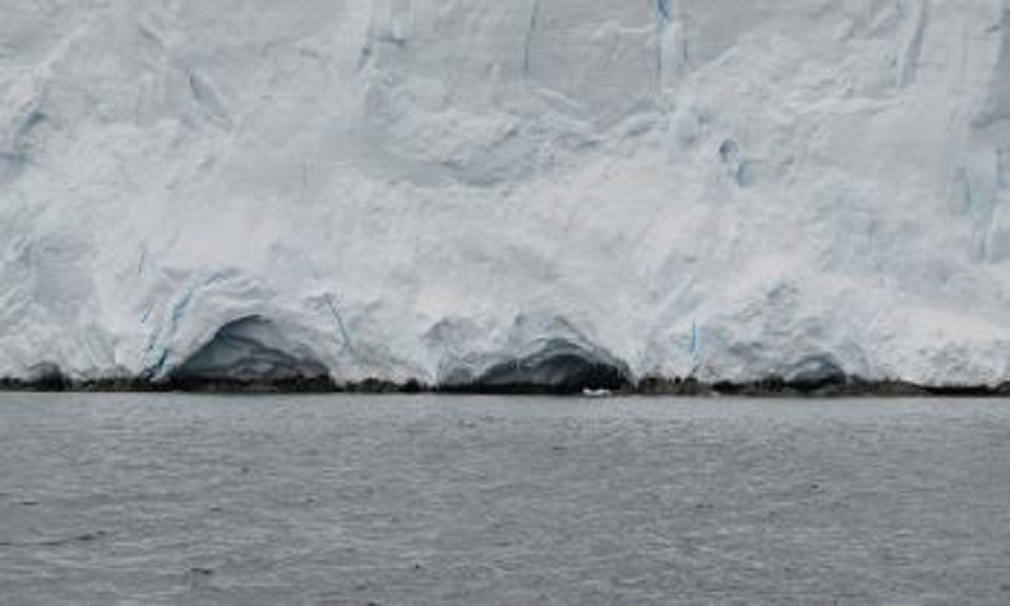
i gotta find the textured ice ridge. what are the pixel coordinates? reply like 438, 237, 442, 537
4, 0, 1010, 386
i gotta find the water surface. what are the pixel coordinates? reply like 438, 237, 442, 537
2, 394, 1009, 604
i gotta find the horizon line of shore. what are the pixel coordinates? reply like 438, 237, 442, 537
3, 372, 1010, 399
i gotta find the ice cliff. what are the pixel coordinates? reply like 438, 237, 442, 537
4, 0, 1010, 387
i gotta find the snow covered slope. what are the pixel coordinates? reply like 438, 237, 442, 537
3, 0, 1010, 386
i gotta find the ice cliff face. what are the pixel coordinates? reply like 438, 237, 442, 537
4, 0, 1010, 386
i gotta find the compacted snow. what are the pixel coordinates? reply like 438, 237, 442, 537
2, 394, 1010, 604
4, 1, 1010, 384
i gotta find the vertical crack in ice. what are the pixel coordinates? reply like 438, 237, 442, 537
959, 168, 992, 262
654, 0, 670, 90
898, 0, 929, 88
523, 0, 540, 81
388, 0, 412, 46
964, 1, 1010, 263
652, 0, 686, 100
2, 100, 47, 182
293, 165, 355, 360
137, 245, 149, 277
187, 70, 233, 130
322, 292, 356, 358
690, 321, 702, 375
656, 0, 673, 23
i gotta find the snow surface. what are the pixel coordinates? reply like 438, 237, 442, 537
3, 1, 1010, 384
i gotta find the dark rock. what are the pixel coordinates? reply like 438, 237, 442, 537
923, 384, 998, 397
400, 378, 425, 393
638, 376, 706, 395
345, 378, 401, 394
25, 363, 70, 392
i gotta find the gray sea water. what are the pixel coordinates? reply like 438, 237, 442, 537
1, 394, 1009, 605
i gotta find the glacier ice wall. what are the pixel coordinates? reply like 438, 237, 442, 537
4, 0, 1010, 384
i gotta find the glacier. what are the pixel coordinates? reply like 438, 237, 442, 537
3, 0, 1010, 388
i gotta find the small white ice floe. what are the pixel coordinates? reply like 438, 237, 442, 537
582, 388, 614, 398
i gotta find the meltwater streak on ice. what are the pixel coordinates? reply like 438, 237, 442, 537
2, 394, 1010, 604
4, 1, 1010, 385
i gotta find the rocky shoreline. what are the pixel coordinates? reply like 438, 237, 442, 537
4, 369, 1010, 398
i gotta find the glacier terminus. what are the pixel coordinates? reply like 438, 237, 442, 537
4, 0, 1010, 390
